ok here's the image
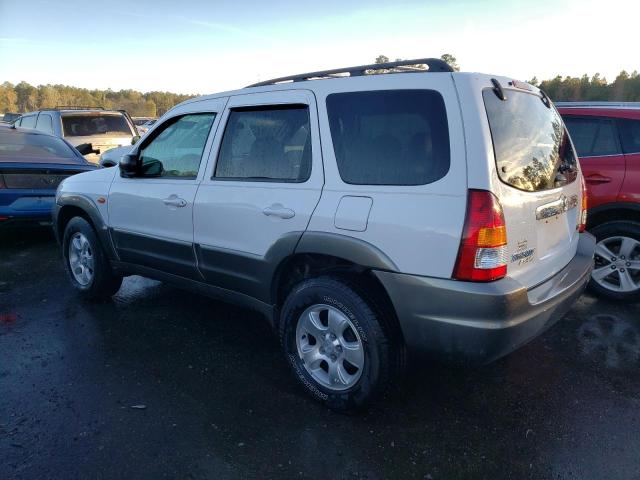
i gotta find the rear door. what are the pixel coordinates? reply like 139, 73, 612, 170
480, 85, 583, 288
562, 115, 625, 209
193, 90, 323, 302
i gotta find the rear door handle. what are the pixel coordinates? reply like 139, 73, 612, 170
163, 195, 187, 208
585, 174, 612, 184
262, 203, 295, 219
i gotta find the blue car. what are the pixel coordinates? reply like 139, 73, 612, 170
0, 126, 96, 227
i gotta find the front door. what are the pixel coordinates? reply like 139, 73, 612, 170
108, 104, 223, 279
193, 90, 324, 302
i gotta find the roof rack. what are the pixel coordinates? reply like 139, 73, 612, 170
53, 106, 105, 110
247, 58, 454, 88
555, 101, 640, 109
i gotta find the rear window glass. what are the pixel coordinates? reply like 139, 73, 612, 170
617, 118, 640, 154
562, 117, 621, 157
0, 131, 80, 159
483, 90, 578, 192
326, 90, 450, 185
62, 114, 132, 137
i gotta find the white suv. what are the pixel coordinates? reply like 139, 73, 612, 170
53, 59, 595, 411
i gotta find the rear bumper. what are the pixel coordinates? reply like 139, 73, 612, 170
0, 191, 55, 228
374, 232, 595, 364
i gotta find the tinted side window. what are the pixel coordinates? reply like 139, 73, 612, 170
139, 113, 215, 179
20, 115, 37, 129
617, 118, 640, 154
35, 113, 54, 134
326, 90, 450, 186
563, 117, 621, 157
215, 105, 311, 182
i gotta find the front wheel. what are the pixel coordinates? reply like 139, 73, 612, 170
62, 217, 123, 299
588, 221, 640, 302
279, 275, 401, 412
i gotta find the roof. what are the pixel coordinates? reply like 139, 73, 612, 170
556, 103, 640, 120
555, 101, 640, 109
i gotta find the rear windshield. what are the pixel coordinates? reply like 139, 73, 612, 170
326, 90, 450, 186
0, 131, 81, 160
62, 114, 132, 137
483, 89, 577, 192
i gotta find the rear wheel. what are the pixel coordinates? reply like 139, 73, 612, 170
63, 217, 122, 299
588, 221, 640, 302
279, 275, 401, 412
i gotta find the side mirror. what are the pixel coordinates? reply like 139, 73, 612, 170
131, 135, 141, 145
119, 153, 139, 178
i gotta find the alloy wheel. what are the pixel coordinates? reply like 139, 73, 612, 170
295, 304, 365, 391
592, 236, 640, 293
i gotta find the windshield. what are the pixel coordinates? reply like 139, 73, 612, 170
0, 131, 81, 160
483, 89, 578, 192
62, 114, 132, 137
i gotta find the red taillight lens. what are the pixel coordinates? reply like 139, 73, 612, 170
453, 190, 508, 282
579, 175, 587, 233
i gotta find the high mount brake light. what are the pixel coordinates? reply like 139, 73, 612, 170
453, 190, 508, 282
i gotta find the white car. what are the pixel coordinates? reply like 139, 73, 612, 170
132, 118, 157, 136
53, 58, 595, 411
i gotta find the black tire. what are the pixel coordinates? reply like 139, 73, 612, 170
588, 221, 640, 302
279, 275, 402, 412
62, 216, 123, 300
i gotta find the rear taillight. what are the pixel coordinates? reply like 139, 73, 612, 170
579, 175, 587, 232
453, 190, 508, 282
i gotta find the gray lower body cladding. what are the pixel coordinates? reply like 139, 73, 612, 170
374, 232, 595, 365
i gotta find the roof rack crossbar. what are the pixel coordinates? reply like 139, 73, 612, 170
53, 106, 105, 110
247, 57, 454, 88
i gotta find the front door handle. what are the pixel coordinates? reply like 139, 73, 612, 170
263, 203, 295, 219
585, 174, 612, 184
163, 195, 187, 208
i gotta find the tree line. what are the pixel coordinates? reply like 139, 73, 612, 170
0, 81, 196, 117
532, 72, 640, 102
2, 56, 639, 116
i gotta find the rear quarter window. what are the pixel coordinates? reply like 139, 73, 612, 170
483, 89, 578, 192
617, 118, 640, 154
326, 90, 450, 186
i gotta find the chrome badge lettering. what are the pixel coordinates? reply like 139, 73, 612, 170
536, 194, 578, 220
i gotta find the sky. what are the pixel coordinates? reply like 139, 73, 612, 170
0, 0, 638, 95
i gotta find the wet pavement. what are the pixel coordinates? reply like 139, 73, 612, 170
1, 228, 639, 480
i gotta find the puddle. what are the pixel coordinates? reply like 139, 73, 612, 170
577, 313, 640, 368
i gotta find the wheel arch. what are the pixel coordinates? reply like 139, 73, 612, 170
271, 232, 403, 340
55, 194, 117, 260
587, 202, 640, 228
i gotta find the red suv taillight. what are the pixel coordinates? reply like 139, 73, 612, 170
453, 190, 508, 282
578, 175, 587, 233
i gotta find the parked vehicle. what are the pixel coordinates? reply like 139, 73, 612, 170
0, 126, 95, 227
54, 59, 594, 411
133, 117, 156, 136
2, 112, 21, 123
558, 102, 640, 301
99, 145, 133, 168
13, 107, 138, 164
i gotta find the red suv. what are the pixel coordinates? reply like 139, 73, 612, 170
558, 102, 640, 301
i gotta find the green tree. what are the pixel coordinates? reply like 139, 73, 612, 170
440, 54, 459, 71
0, 82, 18, 112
